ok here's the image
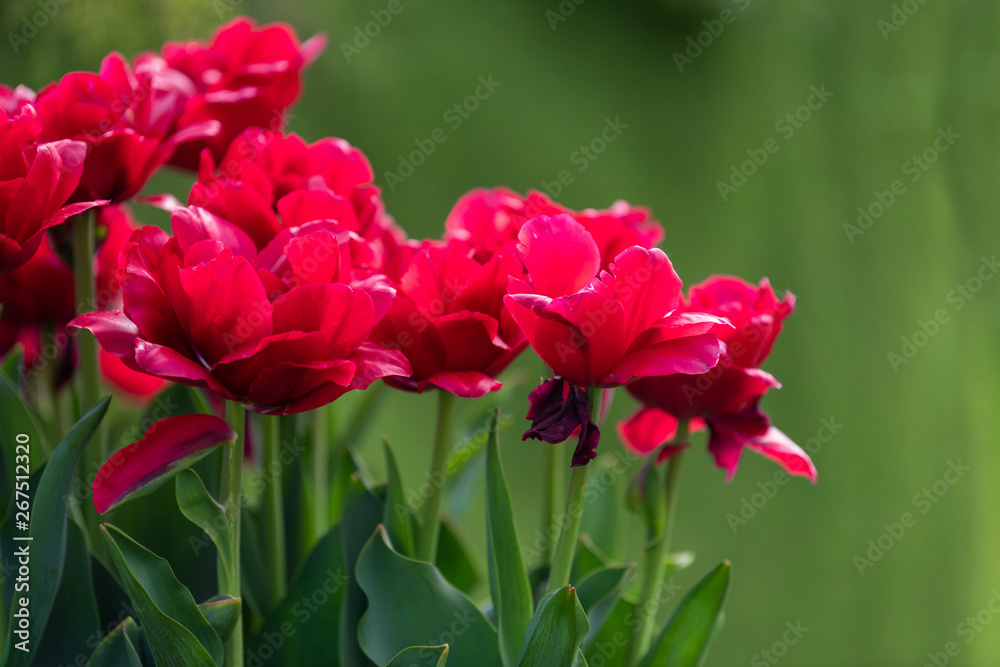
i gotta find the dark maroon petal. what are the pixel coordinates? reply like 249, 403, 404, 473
522, 377, 601, 466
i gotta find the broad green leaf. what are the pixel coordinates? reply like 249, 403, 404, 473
2, 395, 109, 667
515, 586, 590, 667
175, 470, 232, 578
199, 596, 241, 644
86, 616, 144, 667
639, 561, 731, 667
102, 523, 222, 667
340, 473, 382, 667
386, 645, 450, 667
357, 526, 502, 667
584, 598, 635, 667
437, 516, 482, 595
577, 565, 633, 648
31, 521, 101, 667
0, 344, 22, 387
382, 439, 416, 557
0, 370, 47, 506
250, 526, 347, 664
571, 533, 611, 584
485, 409, 533, 667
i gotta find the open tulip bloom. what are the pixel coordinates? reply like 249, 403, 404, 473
0, 16, 818, 667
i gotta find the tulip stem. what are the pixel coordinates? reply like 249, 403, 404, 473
261, 414, 286, 608
311, 406, 331, 546
416, 391, 454, 563
628, 420, 689, 666
547, 388, 603, 592
221, 402, 246, 667
543, 441, 564, 564
72, 210, 107, 460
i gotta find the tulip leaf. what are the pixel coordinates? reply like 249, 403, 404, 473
0, 344, 22, 387
437, 516, 482, 596
485, 409, 534, 667
639, 561, 731, 667
0, 371, 47, 506
584, 597, 634, 667
382, 439, 416, 557
340, 473, 383, 667
250, 525, 347, 664
386, 645, 450, 667
2, 394, 110, 667
571, 534, 611, 585
86, 616, 145, 667
198, 595, 242, 644
357, 526, 502, 667
515, 585, 590, 667
175, 469, 233, 579
93, 414, 236, 514
101, 523, 223, 667
577, 565, 634, 648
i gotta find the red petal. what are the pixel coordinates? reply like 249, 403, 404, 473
425, 370, 502, 398
592, 247, 682, 346
517, 214, 600, 298
617, 406, 678, 456
745, 426, 817, 483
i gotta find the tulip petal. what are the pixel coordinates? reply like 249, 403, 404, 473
618, 406, 678, 456
744, 426, 817, 483
425, 370, 502, 398
516, 214, 600, 298
172, 206, 257, 260
134, 339, 234, 399
92, 414, 236, 513
592, 246, 682, 345
609, 333, 723, 385
68, 310, 140, 366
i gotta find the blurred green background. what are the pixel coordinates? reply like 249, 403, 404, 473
4, 0, 999, 664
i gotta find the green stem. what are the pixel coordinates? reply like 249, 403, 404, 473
547, 388, 603, 592
310, 406, 330, 546
628, 421, 689, 665
543, 441, 564, 564
72, 210, 106, 460
221, 402, 246, 667
261, 414, 286, 607
415, 391, 455, 562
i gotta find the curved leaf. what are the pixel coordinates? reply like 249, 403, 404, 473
340, 471, 382, 667
86, 616, 144, 667
175, 469, 232, 577
93, 414, 236, 513
199, 596, 242, 644
0, 371, 47, 507
387, 645, 450, 666
515, 586, 589, 667
639, 561, 731, 667
102, 523, 222, 667
383, 439, 416, 557
438, 517, 482, 596
576, 565, 633, 649
357, 526, 502, 667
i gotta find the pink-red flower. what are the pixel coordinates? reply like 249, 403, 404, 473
505, 214, 727, 465
153, 17, 327, 170
445, 187, 664, 270
33, 52, 217, 203
0, 103, 105, 272
187, 128, 405, 273
69, 206, 409, 414
619, 276, 816, 482
370, 240, 527, 398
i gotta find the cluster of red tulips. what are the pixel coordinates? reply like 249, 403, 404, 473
0, 16, 815, 667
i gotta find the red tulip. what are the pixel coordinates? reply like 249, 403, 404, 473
619, 276, 816, 482
370, 240, 528, 398
0, 84, 35, 116
445, 187, 664, 270
188, 128, 405, 274
0, 104, 105, 272
505, 214, 726, 465
69, 207, 410, 414
34, 52, 218, 203
154, 17, 327, 169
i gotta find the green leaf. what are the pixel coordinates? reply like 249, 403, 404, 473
2, 394, 110, 667
576, 565, 633, 649
175, 470, 232, 579
199, 596, 242, 644
584, 598, 633, 667
485, 409, 533, 667
340, 473, 383, 667
386, 645, 450, 667
357, 526, 503, 667
639, 561, 731, 667
249, 525, 347, 664
571, 533, 611, 584
0, 370, 47, 507
101, 523, 223, 667
437, 516, 482, 595
0, 344, 22, 387
382, 439, 416, 557
86, 616, 145, 667
515, 585, 590, 667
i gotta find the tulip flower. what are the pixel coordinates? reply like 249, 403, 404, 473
504, 214, 726, 465
445, 186, 664, 270
371, 240, 528, 398
0, 104, 106, 272
69, 206, 410, 415
33, 52, 218, 203
619, 276, 816, 482
152, 17, 327, 169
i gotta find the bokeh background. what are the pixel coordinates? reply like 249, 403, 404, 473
3, 0, 999, 665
